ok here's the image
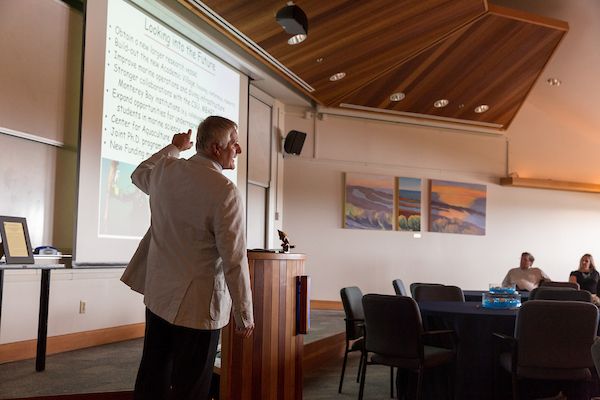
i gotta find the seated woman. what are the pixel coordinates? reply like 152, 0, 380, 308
569, 253, 598, 294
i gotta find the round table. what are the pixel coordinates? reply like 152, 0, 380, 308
463, 289, 530, 302
419, 301, 519, 400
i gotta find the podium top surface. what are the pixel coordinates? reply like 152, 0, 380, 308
247, 251, 307, 260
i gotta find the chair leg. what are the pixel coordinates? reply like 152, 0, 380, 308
415, 366, 424, 400
338, 342, 350, 393
493, 361, 498, 400
357, 350, 364, 382
390, 367, 395, 398
448, 362, 455, 400
358, 351, 368, 400
396, 369, 410, 400
511, 373, 519, 400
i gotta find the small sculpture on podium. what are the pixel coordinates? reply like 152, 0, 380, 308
278, 230, 295, 253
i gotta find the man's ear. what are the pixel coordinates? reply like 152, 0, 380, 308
212, 142, 220, 155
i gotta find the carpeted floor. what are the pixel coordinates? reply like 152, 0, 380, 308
0, 308, 568, 400
0, 309, 393, 399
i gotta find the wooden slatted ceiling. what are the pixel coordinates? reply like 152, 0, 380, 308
257, 0, 488, 103
181, 0, 568, 130
340, 5, 568, 128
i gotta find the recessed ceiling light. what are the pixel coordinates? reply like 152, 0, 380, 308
390, 93, 405, 102
474, 105, 489, 113
287, 34, 306, 45
330, 72, 346, 81
434, 99, 449, 108
547, 78, 561, 86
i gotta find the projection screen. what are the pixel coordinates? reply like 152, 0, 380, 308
75, 0, 248, 266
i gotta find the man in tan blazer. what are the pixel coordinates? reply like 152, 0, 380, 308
122, 116, 254, 400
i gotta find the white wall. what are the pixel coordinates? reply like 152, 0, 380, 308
282, 105, 600, 301
1, 269, 145, 344
0, 0, 147, 346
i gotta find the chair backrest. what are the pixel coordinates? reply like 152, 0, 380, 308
340, 286, 365, 340
392, 279, 408, 296
516, 300, 598, 370
529, 286, 575, 300
533, 288, 593, 302
409, 282, 443, 297
413, 285, 465, 302
539, 280, 580, 290
362, 294, 423, 359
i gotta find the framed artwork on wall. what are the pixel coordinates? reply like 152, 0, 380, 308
344, 173, 394, 230
397, 177, 421, 231
429, 180, 486, 235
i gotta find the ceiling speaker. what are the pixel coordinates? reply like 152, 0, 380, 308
284, 130, 306, 155
276, 5, 308, 35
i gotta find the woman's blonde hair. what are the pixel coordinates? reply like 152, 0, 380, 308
579, 253, 596, 272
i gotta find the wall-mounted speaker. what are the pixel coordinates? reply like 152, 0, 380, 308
284, 130, 306, 155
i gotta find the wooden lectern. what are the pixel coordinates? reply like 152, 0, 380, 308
219, 252, 307, 400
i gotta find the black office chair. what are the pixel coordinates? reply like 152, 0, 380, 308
359, 294, 456, 400
533, 288, 592, 302
339, 286, 365, 393
592, 338, 600, 378
413, 285, 465, 302
409, 282, 443, 297
529, 286, 575, 300
539, 280, 580, 290
393, 279, 408, 296
495, 300, 599, 400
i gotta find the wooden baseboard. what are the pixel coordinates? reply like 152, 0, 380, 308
310, 300, 343, 310
303, 331, 346, 373
0, 305, 344, 365
0, 323, 145, 364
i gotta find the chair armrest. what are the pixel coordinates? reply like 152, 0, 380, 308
493, 332, 518, 372
424, 329, 458, 341
345, 318, 365, 323
493, 332, 516, 343
423, 329, 454, 336
422, 330, 458, 350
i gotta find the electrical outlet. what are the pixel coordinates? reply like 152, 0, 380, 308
79, 301, 86, 314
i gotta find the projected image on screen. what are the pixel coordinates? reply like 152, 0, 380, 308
98, 0, 240, 238
99, 158, 149, 237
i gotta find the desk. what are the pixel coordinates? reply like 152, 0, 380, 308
0, 264, 66, 371
463, 290, 530, 302
419, 302, 518, 400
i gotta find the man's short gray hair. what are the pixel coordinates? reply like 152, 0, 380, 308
196, 116, 237, 153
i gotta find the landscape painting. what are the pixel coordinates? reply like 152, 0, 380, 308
345, 173, 394, 230
397, 177, 421, 231
429, 180, 486, 235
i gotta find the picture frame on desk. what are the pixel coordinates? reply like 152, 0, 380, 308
0, 215, 34, 264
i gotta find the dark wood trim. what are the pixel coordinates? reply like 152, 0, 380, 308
3, 392, 133, 400
303, 331, 346, 373
0, 323, 145, 364
311, 300, 343, 310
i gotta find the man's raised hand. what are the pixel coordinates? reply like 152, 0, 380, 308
172, 129, 194, 151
